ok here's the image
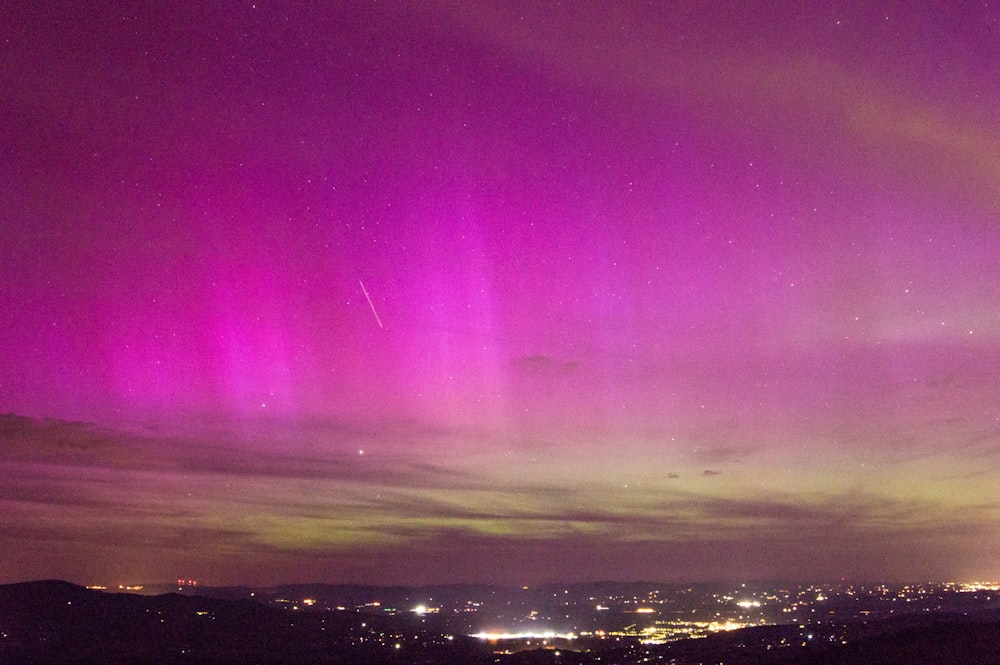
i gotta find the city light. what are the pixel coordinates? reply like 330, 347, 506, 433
472, 631, 577, 641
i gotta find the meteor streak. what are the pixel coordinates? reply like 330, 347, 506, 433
359, 280, 383, 329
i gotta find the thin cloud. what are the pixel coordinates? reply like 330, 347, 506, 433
693, 446, 758, 464
515, 354, 580, 376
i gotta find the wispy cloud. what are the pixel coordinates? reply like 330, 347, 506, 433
3, 411, 998, 584
514, 354, 580, 377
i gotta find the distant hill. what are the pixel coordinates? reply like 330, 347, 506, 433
618, 608, 1000, 665
0, 580, 485, 664
1, 580, 999, 664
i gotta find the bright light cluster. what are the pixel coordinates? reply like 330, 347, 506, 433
471, 630, 577, 641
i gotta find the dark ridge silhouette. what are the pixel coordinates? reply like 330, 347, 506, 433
782, 612, 1000, 665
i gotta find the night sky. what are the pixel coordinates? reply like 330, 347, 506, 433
3, 2, 1000, 586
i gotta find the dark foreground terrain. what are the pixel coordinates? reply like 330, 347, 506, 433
1, 581, 999, 664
